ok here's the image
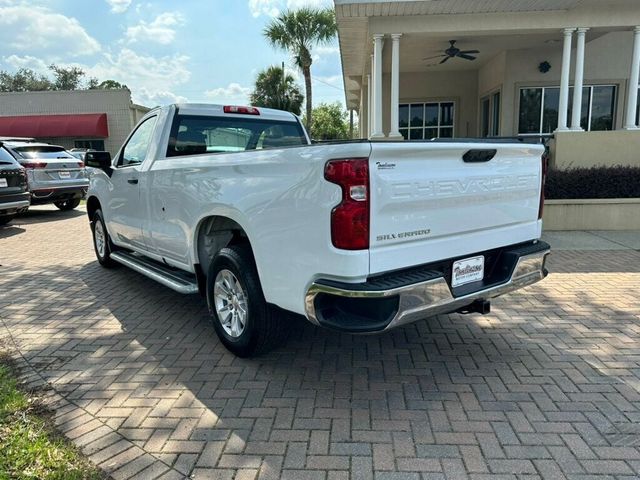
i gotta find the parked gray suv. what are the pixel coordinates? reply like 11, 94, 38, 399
4, 141, 89, 211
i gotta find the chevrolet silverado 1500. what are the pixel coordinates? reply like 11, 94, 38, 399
85, 103, 550, 357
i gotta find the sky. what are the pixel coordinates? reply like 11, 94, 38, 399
0, 0, 346, 108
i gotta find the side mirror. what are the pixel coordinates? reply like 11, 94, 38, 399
85, 151, 112, 176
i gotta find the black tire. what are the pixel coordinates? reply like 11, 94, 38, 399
0, 215, 15, 226
54, 198, 81, 211
91, 209, 117, 268
206, 244, 285, 357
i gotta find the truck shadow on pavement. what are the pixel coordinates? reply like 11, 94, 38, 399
1, 252, 639, 477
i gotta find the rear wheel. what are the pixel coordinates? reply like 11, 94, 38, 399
0, 215, 15, 226
54, 198, 81, 211
91, 210, 116, 268
206, 245, 285, 357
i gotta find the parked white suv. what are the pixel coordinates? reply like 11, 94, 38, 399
86, 103, 550, 357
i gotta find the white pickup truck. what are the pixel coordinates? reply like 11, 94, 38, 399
85, 103, 550, 357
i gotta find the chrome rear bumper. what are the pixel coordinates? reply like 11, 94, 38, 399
305, 243, 550, 333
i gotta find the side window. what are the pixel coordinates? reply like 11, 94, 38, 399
118, 116, 158, 167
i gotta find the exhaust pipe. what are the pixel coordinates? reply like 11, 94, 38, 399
457, 299, 491, 315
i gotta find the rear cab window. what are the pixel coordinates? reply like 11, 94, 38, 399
166, 114, 307, 157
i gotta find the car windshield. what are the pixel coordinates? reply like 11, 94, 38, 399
13, 146, 76, 159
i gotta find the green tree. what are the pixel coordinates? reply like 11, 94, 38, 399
48, 64, 85, 90
94, 79, 130, 90
0, 68, 53, 92
263, 7, 337, 130
250, 65, 304, 115
308, 102, 349, 140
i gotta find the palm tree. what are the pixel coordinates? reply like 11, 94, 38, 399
263, 7, 337, 129
250, 65, 304, 115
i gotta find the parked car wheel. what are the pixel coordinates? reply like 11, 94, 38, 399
206, 244, 284, 357
91, 209, 117, 268
54, 198, 81, 211
0, 215, 15, 226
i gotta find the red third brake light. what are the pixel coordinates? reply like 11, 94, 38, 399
324, 158, 370, 250
22, 161, 47, 169
223, 105, 260, 115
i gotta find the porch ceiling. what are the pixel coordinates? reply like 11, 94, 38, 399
387, 30, 611, 73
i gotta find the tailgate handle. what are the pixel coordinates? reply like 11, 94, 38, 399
463, 149, 497, 163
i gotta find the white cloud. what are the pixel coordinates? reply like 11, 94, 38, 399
248, 0, 279, 18
286, 0, 331, 9
85, 48, 191, 105
135, 88, 188, 106
0, 5, 100, 57
204, 83, 251, 104
106, 0, 132, 13
249, 0, 331, 18
315, 46, 339, 56
3, 55, 49, 73
126, 12, 185, 45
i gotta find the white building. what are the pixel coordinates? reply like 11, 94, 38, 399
0, 89, 149, 155
335, 0, 640, 168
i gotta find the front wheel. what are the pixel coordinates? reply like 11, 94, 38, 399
91, 209, 117, 268
206, 245, 285, 357
54, 198, 81, 211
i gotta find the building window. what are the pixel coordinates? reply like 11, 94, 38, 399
518, 85, 617, 135
399, 101, 454, 140
481, 91, 501, 137
74, 140, 105, 150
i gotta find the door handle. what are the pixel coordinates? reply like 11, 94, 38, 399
127, 178, 139, 184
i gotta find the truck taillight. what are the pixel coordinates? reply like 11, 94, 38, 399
324, 158, 369, 250
538, 153, 548, 220
22, 161, 47, 169
78, 161, 85, 168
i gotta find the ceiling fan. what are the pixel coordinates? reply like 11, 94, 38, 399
423, 40, 480, 65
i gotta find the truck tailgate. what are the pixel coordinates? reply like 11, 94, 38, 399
368, 142, 544, 274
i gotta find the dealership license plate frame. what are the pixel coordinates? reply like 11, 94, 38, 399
451, 255, 485, 287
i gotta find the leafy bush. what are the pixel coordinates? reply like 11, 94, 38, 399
545, 165, 640, 199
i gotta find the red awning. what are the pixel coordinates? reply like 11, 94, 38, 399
0, 113, 109, 138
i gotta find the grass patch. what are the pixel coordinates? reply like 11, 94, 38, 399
0, 360, 104, 480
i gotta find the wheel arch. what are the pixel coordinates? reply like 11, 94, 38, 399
86, 195, 101, 221
194, 214, 255, 280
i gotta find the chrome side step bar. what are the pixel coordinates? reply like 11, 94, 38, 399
110, 251, 199, 294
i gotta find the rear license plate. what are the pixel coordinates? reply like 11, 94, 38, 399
0, 178, 7, 187
58, 171, 71, 179
452, 255, 484, 287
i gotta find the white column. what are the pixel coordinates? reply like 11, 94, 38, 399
366, 74, 372, 137
371, 34, 385, 138
557, 28, 575, 132
388, 34, 403, 140
624, 26, 640, 129
369, 54, 374, 137
570, 28, 588, 131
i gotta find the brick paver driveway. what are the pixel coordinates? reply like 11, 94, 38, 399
1, 207, 640, 480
